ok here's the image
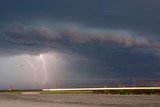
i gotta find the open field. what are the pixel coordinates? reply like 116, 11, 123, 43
1, 87, 160, 95
43, 87, 160, 94
0, 93, 160, 107
0, 87, 160, 107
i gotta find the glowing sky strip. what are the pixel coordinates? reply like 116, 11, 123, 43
40, 54, 48, 89
22, 57, 37, 89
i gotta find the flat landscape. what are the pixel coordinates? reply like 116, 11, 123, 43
0, 94, 160, 107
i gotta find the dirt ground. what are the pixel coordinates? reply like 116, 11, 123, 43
0, 94, 160, 107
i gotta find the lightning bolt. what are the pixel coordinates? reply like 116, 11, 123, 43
40, 54, 48, 89
22, 57, 37, 89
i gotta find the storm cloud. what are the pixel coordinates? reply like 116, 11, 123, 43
0, 0, 160, 89
0, 23, 158, 57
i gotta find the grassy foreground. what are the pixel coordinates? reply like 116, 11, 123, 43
0, 90, 42, 94
42, 89, 160, 95
0, 89, 160, 95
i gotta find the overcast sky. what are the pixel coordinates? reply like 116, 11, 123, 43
0, 0, 160, 90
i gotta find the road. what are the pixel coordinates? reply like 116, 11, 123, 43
0, 94, 160, 107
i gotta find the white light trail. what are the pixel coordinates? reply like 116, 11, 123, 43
22, 57, 37, 89
43, 87, 160, 91
40, 54, 48, 89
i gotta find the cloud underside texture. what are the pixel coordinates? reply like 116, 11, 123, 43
0, 0, 160, 57
0, 23, 159, 57
1, 23, 160, 79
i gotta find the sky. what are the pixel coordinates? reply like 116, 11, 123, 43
0, 0, 160, 90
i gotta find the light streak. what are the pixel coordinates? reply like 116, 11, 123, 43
40, 54, 48, 89
22, 57, 37, 89
43, 87, 160, 91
